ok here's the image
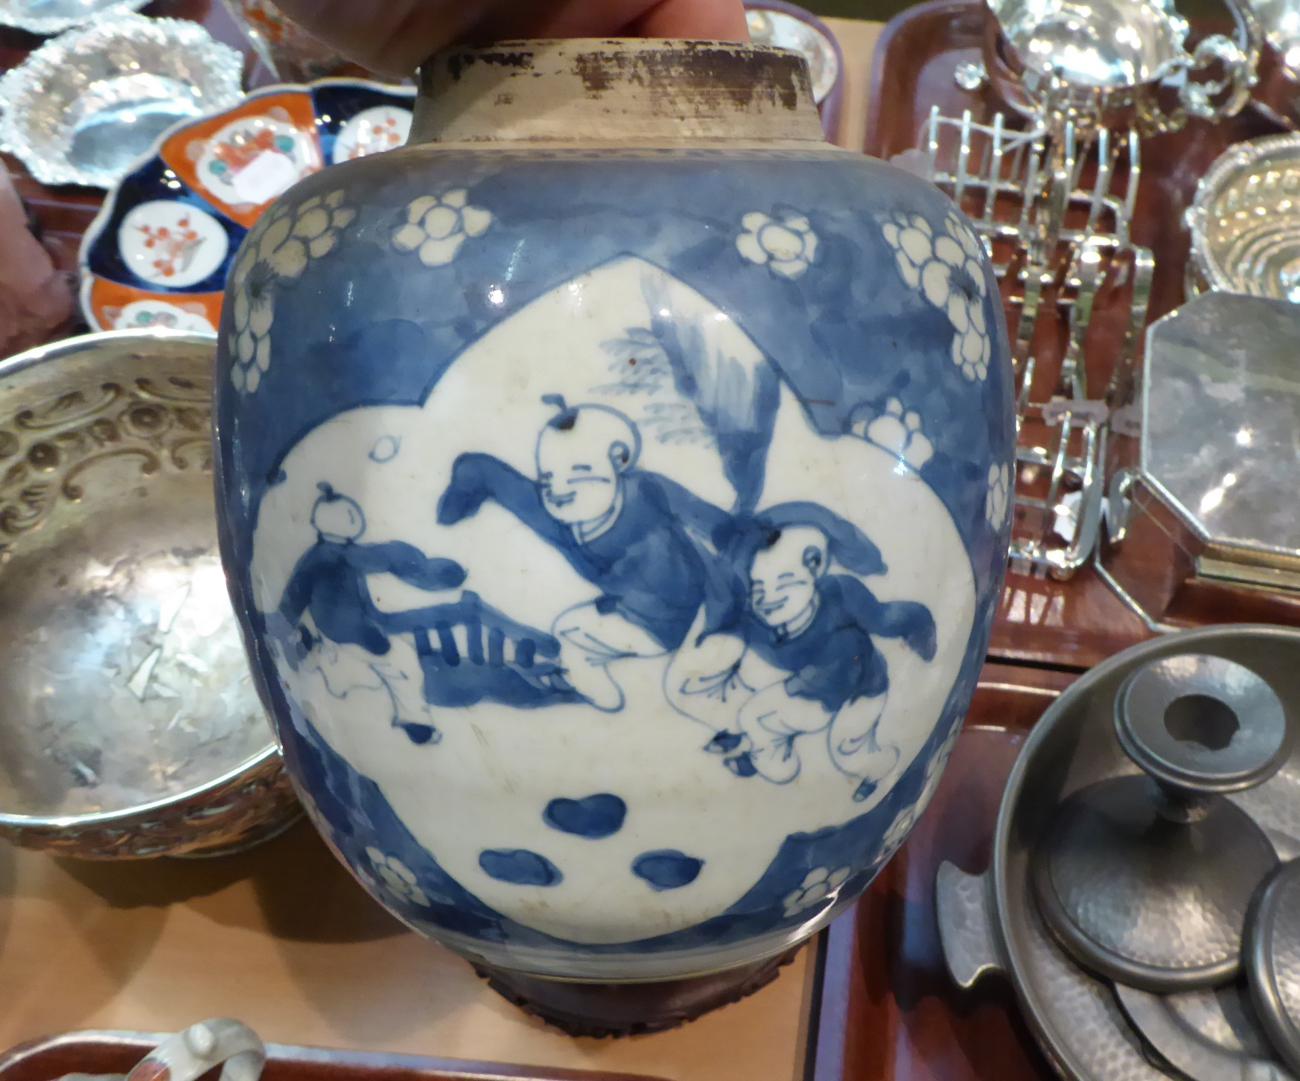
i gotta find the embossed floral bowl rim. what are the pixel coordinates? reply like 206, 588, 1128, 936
0, 330, 296, 860
77, 76, 416, 337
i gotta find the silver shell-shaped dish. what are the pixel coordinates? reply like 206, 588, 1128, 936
0, 0, 147, 36
1188, 135, 1300, 301
0, 330, 297, 859
0, 14, 245, 189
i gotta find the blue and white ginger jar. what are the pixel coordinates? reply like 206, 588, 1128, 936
215, 39, 1014, 985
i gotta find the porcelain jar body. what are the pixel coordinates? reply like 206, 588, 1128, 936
215, 41, 1014, 982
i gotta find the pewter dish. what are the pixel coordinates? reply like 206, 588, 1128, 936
0, 15, 245, 189
0, 331, 297, 859
1114, 982, 1292, 1080
938, 625, 1300, 1080
78, 78, 414, 333
745, 2, 842, 104
0, 0, 147, 35
1188, 136, 1300, 302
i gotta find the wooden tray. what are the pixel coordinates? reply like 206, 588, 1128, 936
864, 0, 1298, 666
809, 670, 1073, 1080
0, 1032, 667, 1081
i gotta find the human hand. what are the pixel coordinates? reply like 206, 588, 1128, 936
270, 0, 749, 79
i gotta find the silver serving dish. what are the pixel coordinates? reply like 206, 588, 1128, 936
1188, 136, 1300, 301
0, 15, 244, 189
745, 4, 841, 105
1252, 0, 1300, 69
0, 331, 296, 859
1247, 0, 1300, 127
938, 625, 1300, 1079
0, 0, 147, 36
984, 0, 1260, 131
1142, 294, 1300, 586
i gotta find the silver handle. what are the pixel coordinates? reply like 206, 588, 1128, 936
936, 862, 1007, 989
1176, 0, 1261, 121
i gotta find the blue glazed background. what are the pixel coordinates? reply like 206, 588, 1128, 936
216, 149, 1013, 964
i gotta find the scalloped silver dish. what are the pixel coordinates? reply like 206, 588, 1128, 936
0, 14, 245, 189
0, 0, 147, 36
1187, 134, 1300, 301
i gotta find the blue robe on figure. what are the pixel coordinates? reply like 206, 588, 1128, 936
438, 453, 732, 651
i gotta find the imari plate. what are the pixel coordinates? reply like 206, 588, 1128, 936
79, 78, 415, 335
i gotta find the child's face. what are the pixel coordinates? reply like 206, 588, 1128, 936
312, 496, 365, 541
749, 527, 825, 628
536, 429, 621, 526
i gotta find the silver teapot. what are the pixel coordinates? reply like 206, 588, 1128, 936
984, 0, 1262, 131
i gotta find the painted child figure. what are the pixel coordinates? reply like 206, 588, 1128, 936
437, 396, 728, 711
274, 483, 467, 743
668, 504, 937, 802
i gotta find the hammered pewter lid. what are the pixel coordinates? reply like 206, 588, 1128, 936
1033, 654, 1288, 991
0, 15, 245, 188
1114, 981, 1293, 1080
1188, 136, 1300, 301
0, 0, 147, 35
1248, 860, 1300, 1073
1141, 293, 1300, 590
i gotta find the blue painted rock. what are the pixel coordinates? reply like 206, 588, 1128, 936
215, 40, 1013, 987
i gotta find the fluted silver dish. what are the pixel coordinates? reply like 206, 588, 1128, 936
0, 14, 244, 188
1188, 135, 1300, 301
0, 331, 297, 859
0, 0, 147, 36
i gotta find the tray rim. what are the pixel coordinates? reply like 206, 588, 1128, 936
0, 1029, 672, 1081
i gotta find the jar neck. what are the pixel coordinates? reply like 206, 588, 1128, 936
410, 39, 826, 147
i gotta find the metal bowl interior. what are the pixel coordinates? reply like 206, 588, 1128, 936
991, 625, 1300, 1077
0, 0, 147, 35
1190, 135, 1300, 302
0, 14, 244, 188
0, 331, 280, 853
988, 0, 1189, 89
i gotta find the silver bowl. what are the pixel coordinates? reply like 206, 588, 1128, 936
1188, 135, 1300, 302
0, 14, 244, 189
0, 0, 148, 36
0, 330, 297, 859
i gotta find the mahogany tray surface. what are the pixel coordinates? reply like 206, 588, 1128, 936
811, 671, 1074, 1080
864, 0, 1298, 669
0, 1032, 668, 1081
